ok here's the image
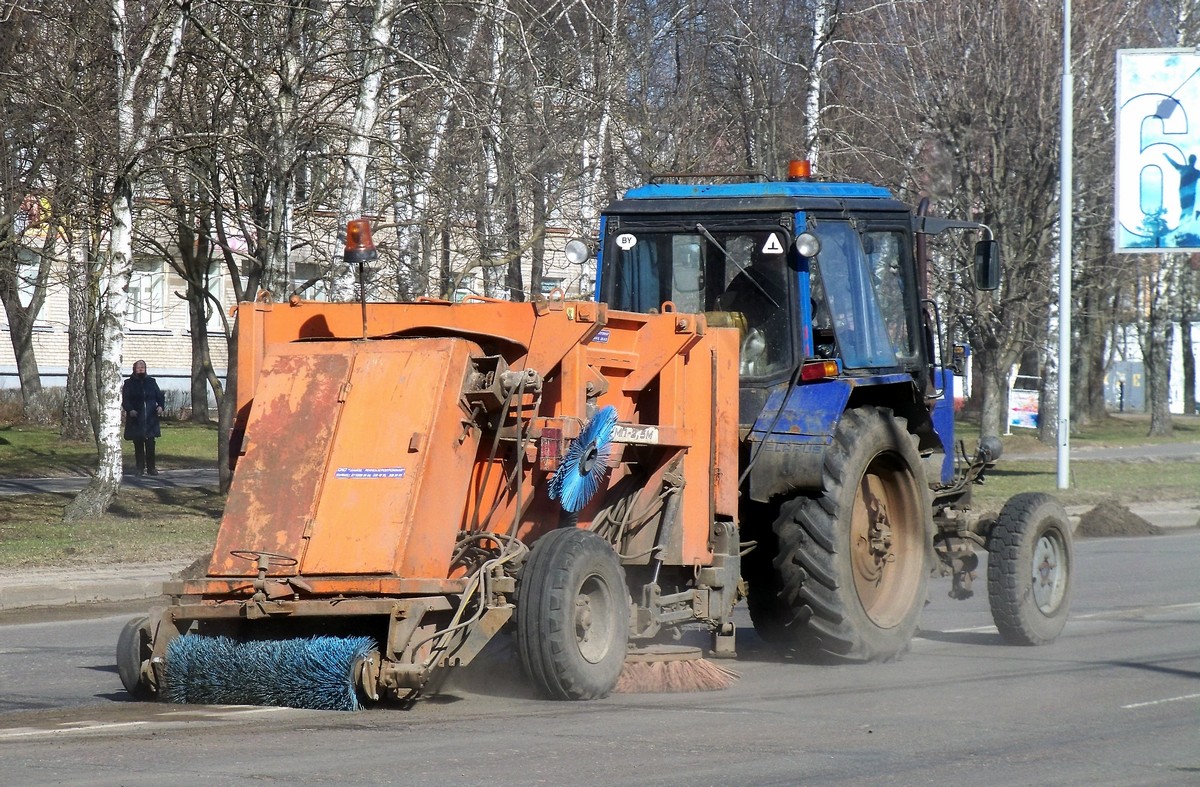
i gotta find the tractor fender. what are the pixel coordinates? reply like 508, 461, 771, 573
746, 380, 852, 502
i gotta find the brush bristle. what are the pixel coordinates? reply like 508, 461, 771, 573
164, 634, 375, 711
549, 405, 618, 512
613, 657, 739, 694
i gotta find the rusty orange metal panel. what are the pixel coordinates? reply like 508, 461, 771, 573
303, 338, 481, 578
677, 326, 741, 565
242, 299, 602, 366
709, 327, 741, 519
209, 348, 353, 576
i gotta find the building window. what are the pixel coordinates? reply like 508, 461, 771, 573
292, 263, 331, 302
128, 259, 165, 327
204, 263, 227, 331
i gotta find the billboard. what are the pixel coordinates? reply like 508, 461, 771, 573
1115, 48, 1200, 253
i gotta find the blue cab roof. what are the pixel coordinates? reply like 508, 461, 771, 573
620, 179, 894, 201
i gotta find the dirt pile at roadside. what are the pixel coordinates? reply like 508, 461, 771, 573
174, 555, 211, 579
1076, 500, 1164, 538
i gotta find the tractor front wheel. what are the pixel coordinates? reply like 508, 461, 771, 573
987, 492, 1073, 645
516, 528, 629, 700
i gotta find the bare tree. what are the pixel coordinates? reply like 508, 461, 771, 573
0, 4, 62, 422
65, 0, 185, 519
329, 0, 403, 301
831, 1, 1065, 440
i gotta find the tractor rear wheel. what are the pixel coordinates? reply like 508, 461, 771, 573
516, 528, 629, 700
766, 407, 930, 660
116, 615, 156, 699
987, 492, 1072, 645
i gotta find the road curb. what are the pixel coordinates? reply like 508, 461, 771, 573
0, 562, 189, 612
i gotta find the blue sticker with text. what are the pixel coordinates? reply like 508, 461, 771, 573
336, 467, 406, 479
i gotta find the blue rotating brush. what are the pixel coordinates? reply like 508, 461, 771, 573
548, 405, 618, 513
164, 634, 376, 711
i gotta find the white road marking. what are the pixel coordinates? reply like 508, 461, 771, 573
1122, 692, 1200, 710
157, 706, 290, 717
1072, 601, 1200, 620
0, 721, 149, 738
937, 625, 997, 634
0, 706, 291, 739
923, 601, 1200, 637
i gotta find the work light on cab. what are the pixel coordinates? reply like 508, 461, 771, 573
787, 159, 812, 180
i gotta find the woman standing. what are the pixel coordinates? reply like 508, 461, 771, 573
122, 360, 164, 476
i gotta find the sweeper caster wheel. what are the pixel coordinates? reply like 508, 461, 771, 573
986, 492, 1073, 645
516, 528, 629, 700
116, 615, 156, 699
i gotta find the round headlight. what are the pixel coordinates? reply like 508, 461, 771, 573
564, 239, 591, 265
795, 232, 821, 258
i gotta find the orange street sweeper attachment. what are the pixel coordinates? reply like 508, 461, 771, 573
117, 289, 742, 709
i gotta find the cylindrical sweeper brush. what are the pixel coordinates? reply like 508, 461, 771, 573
164, 634, 376, 711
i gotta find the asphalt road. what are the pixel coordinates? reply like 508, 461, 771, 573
0, 530, 1197, 785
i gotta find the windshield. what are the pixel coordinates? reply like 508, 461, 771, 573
602, 223, 794, 377
809, 221, 918, 369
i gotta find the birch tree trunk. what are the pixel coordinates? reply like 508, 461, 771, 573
330, 0, 400, 302
394, 12, 486, 296
1181, 260, 1197, 415
804, 0, 832, 168
65, 0, 185, 519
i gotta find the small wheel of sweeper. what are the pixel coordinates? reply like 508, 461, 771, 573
516, 528, 629, 700
986, 492, 1073, 645
116, 615, 156, 700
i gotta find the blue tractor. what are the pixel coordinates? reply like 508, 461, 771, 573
585, 163, 1073, 660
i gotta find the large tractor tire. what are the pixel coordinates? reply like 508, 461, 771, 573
756, 406, 931, 661
986, 492, 1072, 645
516, 528, 629, 700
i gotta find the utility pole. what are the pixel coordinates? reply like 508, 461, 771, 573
1057, 0, 1073, 489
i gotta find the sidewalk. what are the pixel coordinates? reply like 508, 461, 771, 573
0, 502, 1196, 613
0, 467, 219, 496
0, 468, 218, 612
0, 560, 193, 611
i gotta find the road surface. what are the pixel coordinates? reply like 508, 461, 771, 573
0, 530, 1197, 785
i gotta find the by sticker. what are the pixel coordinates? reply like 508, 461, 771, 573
616, 233, 638, 250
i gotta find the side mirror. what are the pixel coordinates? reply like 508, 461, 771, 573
973, 239, 1001, 291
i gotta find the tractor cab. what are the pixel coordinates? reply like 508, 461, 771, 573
592, 165, 999, 497
594, 173, 932, 406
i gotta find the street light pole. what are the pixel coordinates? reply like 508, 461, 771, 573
1057, 0, 1073, 489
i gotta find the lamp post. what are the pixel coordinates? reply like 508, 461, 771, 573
1057, 0, 1073, 489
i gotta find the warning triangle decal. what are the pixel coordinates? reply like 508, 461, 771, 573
762, 233, 785, 255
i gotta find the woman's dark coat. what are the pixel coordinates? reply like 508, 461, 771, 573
122, 374, 164, 440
